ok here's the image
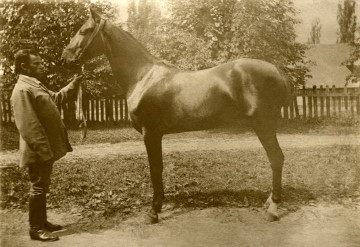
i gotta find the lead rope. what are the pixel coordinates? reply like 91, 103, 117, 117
77, 64, 87, 140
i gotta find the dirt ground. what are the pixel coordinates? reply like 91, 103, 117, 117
1, 202, 360, 247
1, 133, 360, 247
1, 134, 359, 165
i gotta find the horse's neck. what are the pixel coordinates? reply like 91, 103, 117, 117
103, 25, 159, 96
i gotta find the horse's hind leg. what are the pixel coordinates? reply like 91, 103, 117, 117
252, 113, 284, 221
143, 129, 164, 224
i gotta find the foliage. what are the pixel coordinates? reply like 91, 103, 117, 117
127, 0, 310, 86
347, 27, 360, 81
127, 0, 214, 70
308, 17, 321, 44
80, 56, 124, 98
0, 0, 118, 96
337, 0, 357, 44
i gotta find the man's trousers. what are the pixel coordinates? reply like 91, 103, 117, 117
28, 161, 53, 229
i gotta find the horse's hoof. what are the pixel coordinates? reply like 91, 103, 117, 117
145, 211, 159, 224
264, 211, 279, 222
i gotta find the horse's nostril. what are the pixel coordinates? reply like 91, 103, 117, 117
60, 57, 68, 67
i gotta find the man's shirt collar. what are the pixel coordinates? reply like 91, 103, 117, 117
19, 74, 42, 85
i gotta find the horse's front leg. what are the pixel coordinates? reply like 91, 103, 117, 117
143, 129, 164, 224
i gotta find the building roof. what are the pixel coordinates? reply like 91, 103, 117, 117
305, 44, 359, 88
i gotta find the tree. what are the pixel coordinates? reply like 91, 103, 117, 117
127, 0, 214, 71
129, 0, 310, 86
308, 17, 321, 44
0, 0, 118, 97
337, 0, 356, 43
346, 24, 360, 81
127, 0, 161, 45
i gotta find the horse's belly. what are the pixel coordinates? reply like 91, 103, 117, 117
164, 93, 241, 133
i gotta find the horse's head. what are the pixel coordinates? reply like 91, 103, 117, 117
62, 9, 105, 65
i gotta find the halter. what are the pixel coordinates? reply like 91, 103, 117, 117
76, 19, 106, 60
75, 20, 105, 141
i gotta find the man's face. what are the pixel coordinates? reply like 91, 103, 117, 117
24, 55, 45, 80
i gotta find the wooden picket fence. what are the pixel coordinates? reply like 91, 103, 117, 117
1, 84, 360, 124
0, 95, 129, 124
66, 97, 129, 123
282, 85, 360, 119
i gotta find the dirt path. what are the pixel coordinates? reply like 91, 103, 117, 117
1, 202, 360, 247
1, 134, 359, 165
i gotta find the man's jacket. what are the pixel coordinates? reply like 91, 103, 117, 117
11, 75, 78, 167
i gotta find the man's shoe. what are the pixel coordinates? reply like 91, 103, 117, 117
45, 221, 63, 232
29, 229, 59, 241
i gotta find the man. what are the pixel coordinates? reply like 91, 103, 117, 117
10, 49, 82, 242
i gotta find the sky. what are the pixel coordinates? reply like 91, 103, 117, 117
112, 0, 359, 44
293, 0, 359, 44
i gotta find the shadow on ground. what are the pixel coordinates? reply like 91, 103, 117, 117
50, 186, 316, 235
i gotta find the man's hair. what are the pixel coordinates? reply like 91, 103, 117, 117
14, 49, 39, 74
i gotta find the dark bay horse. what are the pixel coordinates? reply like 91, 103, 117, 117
62, 9, 290, 223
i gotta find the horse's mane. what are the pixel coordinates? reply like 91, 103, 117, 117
108, 23, 154, 59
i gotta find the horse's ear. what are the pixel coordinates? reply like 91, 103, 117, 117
89, 8, 101, 23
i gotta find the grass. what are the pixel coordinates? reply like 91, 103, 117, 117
1, 144, 359, 212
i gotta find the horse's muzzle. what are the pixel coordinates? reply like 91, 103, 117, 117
61, 53, 82, 71
61, 50, 78, 65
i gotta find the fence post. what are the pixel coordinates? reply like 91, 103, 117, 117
320, 85, 324, 118
350, 93, 354, 117
313, 85, 318, 118
325, 85, 330, 117
100, 99, 103, 122
2, 94, 8, 123
120, 99, 124, 121
294, 90, 300, 119
332, 85, 336, 117
4, 94, 11, 123
0, 94, 2, 123
308, 87, 313, 119
302, 85, 306, 119
91, 98, 94, 122
289, 94, 294, 119
344, 85, 348, 111
84, 94, 89, 122
96, 99, 100, 122
125, 98, 129, 121
283, 104, 289, 119
8, 95, 12, 123
114, 97, 119, 122
90, 99, 94, 122
338, 88, 342, 117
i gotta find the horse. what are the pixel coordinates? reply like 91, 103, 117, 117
62, 9, 291, 223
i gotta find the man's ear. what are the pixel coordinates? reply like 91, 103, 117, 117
89, 8, 101, 23
20, 62, 28, 72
